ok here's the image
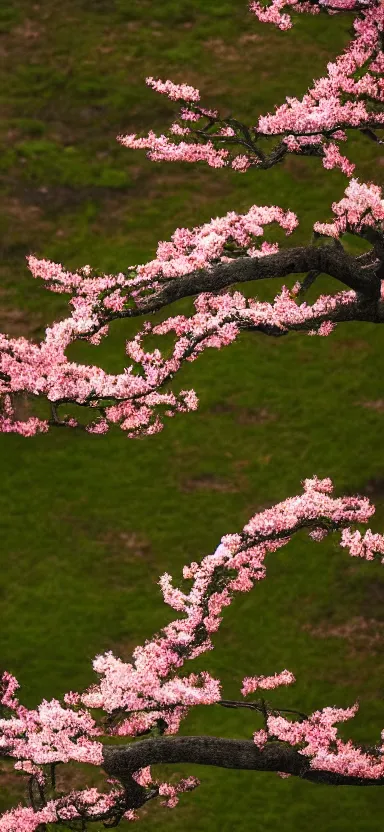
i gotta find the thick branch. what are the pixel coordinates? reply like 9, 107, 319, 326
132, 244, 381, 318
102, 736, 384, 798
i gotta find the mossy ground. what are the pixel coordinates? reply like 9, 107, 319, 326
1, 1, 384, 829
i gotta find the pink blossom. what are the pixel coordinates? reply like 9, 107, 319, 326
250, 0, 293, 30
231, 155, 251, 172
242, 670, 295, 695
146, 77, 200, 103
323, 143, 355, 177
253, 729, 268, 748
341, 528, 384, 562
308, 320, 336, 337
314, 178, 384, 238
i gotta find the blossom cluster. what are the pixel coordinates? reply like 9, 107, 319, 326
0, 675, 103, 766
241, 669, 296, 696
133, 767, 199, 809
0, 788, 137, 832
264, 703, 384, 780
314, 178, 384, 238
24, 203, 296, 301
131, 203, 298, 285
250, 1, 373, 32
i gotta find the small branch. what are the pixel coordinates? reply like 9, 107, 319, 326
218, 699, 308, 720
296, 270, 320, 296
260, 697, 268, 731
360, 128, 384, 145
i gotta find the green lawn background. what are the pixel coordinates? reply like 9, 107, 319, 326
1, 1, 384, 829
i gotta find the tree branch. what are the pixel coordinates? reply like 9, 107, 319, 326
102, 737, 384, 797
130, 245, 382, 319
74, 243, 382, 343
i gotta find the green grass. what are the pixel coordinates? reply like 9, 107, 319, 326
1, 0, 384, 829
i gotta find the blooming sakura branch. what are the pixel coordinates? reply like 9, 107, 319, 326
1, 177, 384, 437
120, 1, 384, 178
2, 478, 384, 829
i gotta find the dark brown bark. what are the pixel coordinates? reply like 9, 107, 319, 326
133, 244, 382, 317
102, 735, 384, 808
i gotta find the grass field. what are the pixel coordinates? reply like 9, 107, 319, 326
1, 1, 384, 829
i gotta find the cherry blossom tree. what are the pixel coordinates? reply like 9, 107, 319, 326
1, 0, 384, 829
